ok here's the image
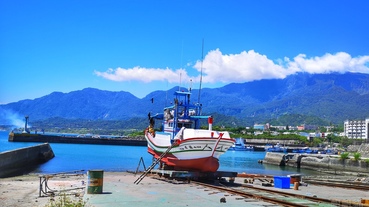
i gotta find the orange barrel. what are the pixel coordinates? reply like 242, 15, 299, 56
293, 182, 299, 190
87, 170, 104, 194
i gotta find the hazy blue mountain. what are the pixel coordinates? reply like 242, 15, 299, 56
1, 88, 142, 121
1, 72, 369, 126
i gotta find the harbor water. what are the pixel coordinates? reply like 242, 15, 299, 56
0, 130, 321, 176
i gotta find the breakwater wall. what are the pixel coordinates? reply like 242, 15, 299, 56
9, 132, 147, 146
0, 143, 55, 178
263, 152, 369, 174
348, 144, 369, 157
244, 138, 305, 147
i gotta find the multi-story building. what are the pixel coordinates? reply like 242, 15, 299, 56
270, 125, 287, 130
344, 119, 369, 139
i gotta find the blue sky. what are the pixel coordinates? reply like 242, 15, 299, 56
1, 0, 369, 104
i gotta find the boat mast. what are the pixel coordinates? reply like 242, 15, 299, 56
197, 39, 204, 104
172, 95, 178, 141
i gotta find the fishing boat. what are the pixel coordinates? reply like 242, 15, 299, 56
144, 89, 235, 172
265, 143, 287, 153
228, 138, 254, 151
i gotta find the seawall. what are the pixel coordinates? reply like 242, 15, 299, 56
262, 152, 287, 166
9, 132, 147, 146
244, 138, 305, 147
0, 143, 55, 178
263, 152, 369, 174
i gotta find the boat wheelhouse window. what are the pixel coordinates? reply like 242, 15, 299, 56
177, 122, 193, 128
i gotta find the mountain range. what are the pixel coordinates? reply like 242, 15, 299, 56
1, 72, 369, 127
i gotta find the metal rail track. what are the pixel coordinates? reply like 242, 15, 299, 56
145, 170, 369, 206
303, 178, 369, 191
191, 180, 369, 207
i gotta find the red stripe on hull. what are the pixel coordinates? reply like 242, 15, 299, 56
148, 147, 219, 172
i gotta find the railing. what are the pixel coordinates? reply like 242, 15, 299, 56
39, 170, 85, 197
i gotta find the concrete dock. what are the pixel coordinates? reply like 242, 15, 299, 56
84, 172, 369, 207
1, 171, 369, 207
84, 172, 272, 207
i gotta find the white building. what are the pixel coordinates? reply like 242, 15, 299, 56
253, 124, 265, 131
344, 119, 369, 139
271, 125, 287, 130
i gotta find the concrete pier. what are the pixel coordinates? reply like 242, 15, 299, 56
9, 132, 147, 146
263, 152, 288, 166
0, 143, 55, 178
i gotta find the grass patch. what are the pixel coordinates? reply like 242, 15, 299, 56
353, 152, 361, 161
340, 152, 349, 160
44, 193, 90, 207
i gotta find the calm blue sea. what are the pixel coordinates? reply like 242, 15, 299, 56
0, 130, 322, 176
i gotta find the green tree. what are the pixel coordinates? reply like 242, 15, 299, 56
340, 137, 353, 147
326, 133, 341, 143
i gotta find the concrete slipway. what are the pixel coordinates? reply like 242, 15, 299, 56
84, 172, 369, 207
84, 172, 273, 207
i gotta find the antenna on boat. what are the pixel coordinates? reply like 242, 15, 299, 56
165, 80, 168, 106
179, 40, 184, 92
189, 79, 192, 92
198, 39, 204, 103
179, 72, 182, 91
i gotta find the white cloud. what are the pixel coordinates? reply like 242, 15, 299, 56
193, 49, 290, 83
94, 50, 369, 84
94, 67, 189, 83
288, 52, 369, 74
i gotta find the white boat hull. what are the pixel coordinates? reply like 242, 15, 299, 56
145, 128, 234, 172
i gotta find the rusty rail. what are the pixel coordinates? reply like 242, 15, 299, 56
190, 180, 369, 207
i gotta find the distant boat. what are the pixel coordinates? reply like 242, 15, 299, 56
253, 145, 266, 151
144, 89, 235, 172
266, 143, 287, 153
292, 148, 336, 154
229, 138, 253, 151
